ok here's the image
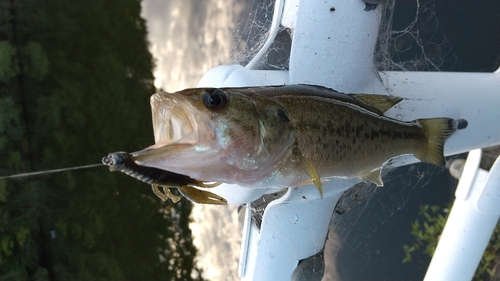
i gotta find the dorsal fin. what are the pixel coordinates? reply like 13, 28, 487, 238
350, 94, 403, 114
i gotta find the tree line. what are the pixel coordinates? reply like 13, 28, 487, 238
0, 0, 206, 280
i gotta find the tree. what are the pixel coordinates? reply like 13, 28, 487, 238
403, 204, 500, 280
0, 0, 206, 280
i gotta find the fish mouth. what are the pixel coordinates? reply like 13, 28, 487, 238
150, 92, 202, 146
131, 92, 217, 170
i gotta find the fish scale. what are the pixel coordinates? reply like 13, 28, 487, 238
279, 96, 425, 178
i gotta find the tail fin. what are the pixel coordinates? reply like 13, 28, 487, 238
414, 118, 460, 166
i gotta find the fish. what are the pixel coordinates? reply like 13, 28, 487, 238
102, 152, 226, 204
126, 84, 466, 200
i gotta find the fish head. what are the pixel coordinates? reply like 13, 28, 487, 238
131, 87, 297, 184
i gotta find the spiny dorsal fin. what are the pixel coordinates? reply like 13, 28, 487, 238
350, 94, 403, 115
359, 168, 384, 187
294, 149, 323, 197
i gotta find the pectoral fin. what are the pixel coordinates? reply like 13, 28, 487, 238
294, 150, 323, 197
178, 186, 228, 205
360, 168, 383, 187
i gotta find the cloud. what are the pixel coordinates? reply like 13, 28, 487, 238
190, 205, 241, 281
141, 0, 245, 92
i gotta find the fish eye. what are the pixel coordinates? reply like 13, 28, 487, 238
201, 89, 229, 111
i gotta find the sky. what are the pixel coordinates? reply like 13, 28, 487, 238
141, 0, 246, 93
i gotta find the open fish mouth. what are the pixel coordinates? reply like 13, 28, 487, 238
150, 92, 201, 147
130, 92, 218, 173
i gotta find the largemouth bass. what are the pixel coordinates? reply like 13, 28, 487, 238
123, 85, 466, 203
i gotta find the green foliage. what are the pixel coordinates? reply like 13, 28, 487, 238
21, 41, 49, 81
403, 204, 500, 280
402, 205, 447, 263
0, 181, 6, 202
15, 226, 30, 247
0, 0, 206, 280
0, 41, 19, 83
1, 236, 14, 257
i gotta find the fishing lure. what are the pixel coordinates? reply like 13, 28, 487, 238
102, 152, 226, 204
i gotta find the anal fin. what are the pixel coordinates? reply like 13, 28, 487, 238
360, 168, 384, 187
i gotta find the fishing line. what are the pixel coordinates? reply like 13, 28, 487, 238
0, 163, 103, 180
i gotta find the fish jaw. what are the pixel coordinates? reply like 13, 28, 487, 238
132, 91, 225, 174
149, 91, 207, 146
